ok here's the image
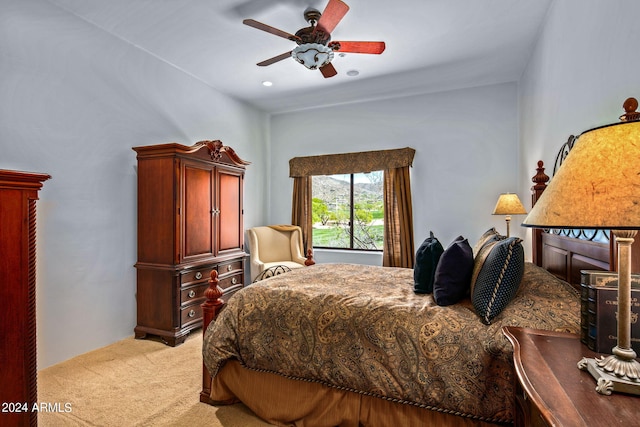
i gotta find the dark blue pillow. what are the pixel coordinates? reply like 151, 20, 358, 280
472, 237, 525, 324
433, 236, 473, 306
414, 231, 444, 294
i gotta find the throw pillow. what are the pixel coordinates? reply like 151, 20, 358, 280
472, 227, 501, 257
472, 237, 525, 324
433, 236, 474, 306
470, 233, 504, 294
414, 231, 444, 294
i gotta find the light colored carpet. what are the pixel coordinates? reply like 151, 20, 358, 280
38, 333, 272, 426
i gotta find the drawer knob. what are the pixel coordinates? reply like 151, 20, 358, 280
188, 309, 196, 318
231, 277, 237, 285
227, 265, 232, 271
195, 272, 203, 280
188, 290, 196, 298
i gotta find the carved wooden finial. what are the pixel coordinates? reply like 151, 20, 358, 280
201, 269, 224, 321
620, 97, 640, 122
531, 160, 549, 191
204, 270, 222, 301
304, 248, 316, 266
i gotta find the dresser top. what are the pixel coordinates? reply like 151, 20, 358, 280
503, 327, 639, 426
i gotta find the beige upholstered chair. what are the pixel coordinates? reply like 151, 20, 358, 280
247, 225, 310, 282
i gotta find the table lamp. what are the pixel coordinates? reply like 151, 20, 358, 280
492, 193, 527, 237
522, 97, 640, 395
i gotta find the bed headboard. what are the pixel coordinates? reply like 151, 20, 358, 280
530, 137, 640, 289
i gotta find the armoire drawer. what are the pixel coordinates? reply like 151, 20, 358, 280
218, 260, 243, 276
181, 266, 214, 285
219, 272, 244, 294
181, 303, 203, 327
180, 282, 208, 306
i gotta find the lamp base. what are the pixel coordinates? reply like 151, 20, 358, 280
579, 355, 640, 396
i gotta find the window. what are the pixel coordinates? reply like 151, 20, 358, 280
311, 172, 384, 250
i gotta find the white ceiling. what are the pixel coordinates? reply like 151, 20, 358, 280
46, 0, 553, 114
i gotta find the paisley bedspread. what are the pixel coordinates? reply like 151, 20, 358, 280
203, 262, 580, 423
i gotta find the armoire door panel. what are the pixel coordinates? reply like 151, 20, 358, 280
183, 163, 214, 260
218, 170, 242, 253
137, 157, 176, 264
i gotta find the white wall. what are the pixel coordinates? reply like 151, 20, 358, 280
1, 0, 268, 368
518, 0, 640, 259
268, 82, 520, 264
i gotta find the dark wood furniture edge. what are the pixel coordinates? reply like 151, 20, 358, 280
502, 327, 572, 426
502, 326, 640, 426
0, 169, 50, 427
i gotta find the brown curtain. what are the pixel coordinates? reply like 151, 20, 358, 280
290, 148, 415, 267
291, 176, 313, 255
383, 166, 415, 268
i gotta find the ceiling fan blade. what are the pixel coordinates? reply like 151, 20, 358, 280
319, 62, 337, 78
331, 41, 386, 54
317, 0, 350, 34
243, 19, 301, 42
257, 51, 293, 66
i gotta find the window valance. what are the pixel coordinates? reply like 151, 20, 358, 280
289, 147, 415, 177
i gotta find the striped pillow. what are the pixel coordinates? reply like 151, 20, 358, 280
472, 227, 501, 257
471, 237, 525, 324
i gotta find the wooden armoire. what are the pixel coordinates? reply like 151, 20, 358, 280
132, 140, 249, 346
0, 169, 50, 427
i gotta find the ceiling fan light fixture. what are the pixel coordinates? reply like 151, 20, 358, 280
291, 43, 334, 70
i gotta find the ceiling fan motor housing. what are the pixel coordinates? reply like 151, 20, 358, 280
294, 26, 331, 45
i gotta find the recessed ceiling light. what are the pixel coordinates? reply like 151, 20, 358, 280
262, 81, 273, 87
346, 70, 359, 77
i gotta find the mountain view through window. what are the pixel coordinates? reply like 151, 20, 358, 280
311, 172, 383, 250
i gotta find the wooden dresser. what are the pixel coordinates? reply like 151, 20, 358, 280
132, 141, 249, 346
0, 170, 50, 427
503, 326, 638, 426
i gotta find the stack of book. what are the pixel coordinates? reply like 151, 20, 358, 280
580, 270, 640, 355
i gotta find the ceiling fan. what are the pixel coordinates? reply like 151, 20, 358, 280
242, 0, 386, 78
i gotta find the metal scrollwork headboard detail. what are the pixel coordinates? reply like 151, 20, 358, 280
547, 134, 610, 243
553, 135, 577, 176
551, 228, 609, 242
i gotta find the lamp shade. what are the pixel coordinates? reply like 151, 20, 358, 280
522, 121, 640, 230
492, 193, 527, 216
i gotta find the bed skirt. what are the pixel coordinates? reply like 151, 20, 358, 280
210, 360, 506, 427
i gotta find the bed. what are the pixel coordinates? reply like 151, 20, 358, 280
199, 158, 612, 426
